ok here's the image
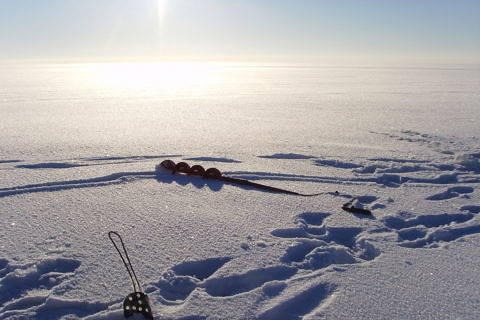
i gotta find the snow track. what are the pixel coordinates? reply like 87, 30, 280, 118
1, 63, 479, 319
1, 130, 479, 319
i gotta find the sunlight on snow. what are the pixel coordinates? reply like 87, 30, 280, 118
84, 62, 221, 92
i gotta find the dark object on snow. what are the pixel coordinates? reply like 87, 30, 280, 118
108, 231, 154, 320
341, 198, 372, 215
158, 159, 329, 197
158, 160, 374, 215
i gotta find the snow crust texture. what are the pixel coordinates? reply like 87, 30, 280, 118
2, 130, 480, 319
1, 64, 480, 319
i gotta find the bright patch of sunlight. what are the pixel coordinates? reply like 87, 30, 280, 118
156, 0, 169, 36
84, 62, 220, 92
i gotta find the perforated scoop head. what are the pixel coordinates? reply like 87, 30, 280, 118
123, 292, 153, 319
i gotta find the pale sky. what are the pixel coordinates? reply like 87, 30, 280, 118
1, 0, 479, 64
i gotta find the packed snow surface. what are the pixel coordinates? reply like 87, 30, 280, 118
1, 62, 480, 319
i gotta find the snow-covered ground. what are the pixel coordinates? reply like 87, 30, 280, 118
1, 62, 480, 319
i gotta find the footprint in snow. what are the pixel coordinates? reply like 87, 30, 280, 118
0, 258, 80, 307
258, 282, 337, 320
425, 186, 474, 201
461, 205, 480, 214
152, 257, 231, 303
0, 257, 101, 319
272, 212, 380, 271
152, 256, 299, 302
203, 266, 297, 297
381, 211, 480, 248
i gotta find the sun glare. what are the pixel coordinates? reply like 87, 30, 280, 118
156, 0, 169, 38
84, 62, 220, 93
